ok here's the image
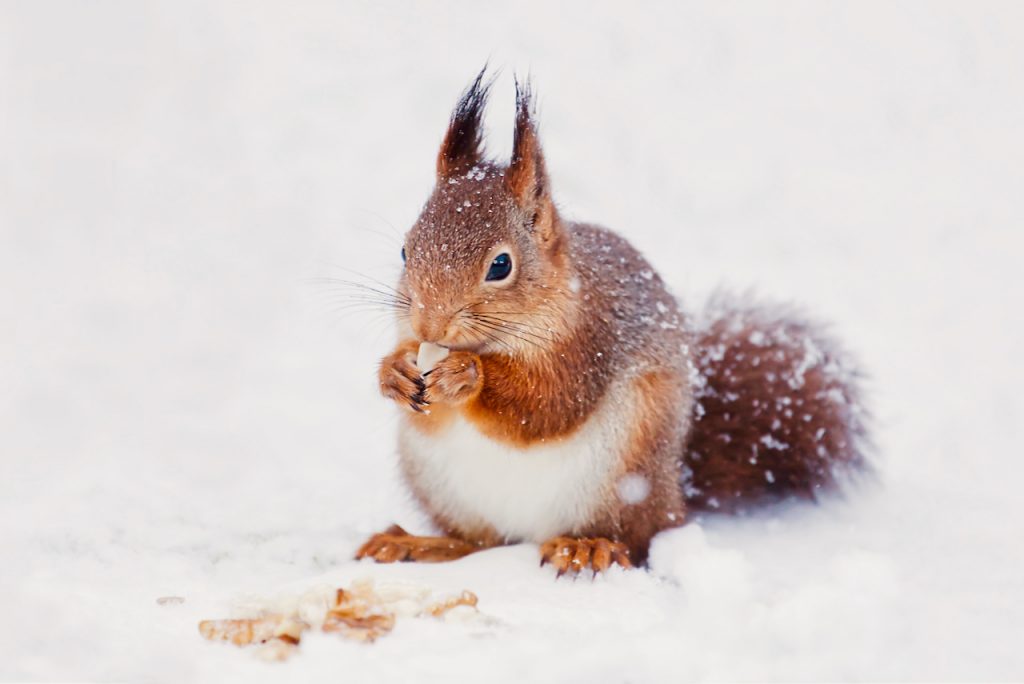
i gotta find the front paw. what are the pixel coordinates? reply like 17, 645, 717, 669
379, 345, 428, 413
423, 351, 482, 405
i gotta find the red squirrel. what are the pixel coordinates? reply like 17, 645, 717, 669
355, 71, 868, 574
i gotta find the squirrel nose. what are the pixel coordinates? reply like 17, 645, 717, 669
410, 303, 453, 344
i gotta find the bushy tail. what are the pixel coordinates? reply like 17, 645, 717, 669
682, 294, 870, 513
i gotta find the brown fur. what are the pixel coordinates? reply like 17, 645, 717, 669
361, 71, 869, 570
683, 297, 869, 512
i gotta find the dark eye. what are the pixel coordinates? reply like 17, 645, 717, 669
486, 253, 512, 281
401, 246, 406, 263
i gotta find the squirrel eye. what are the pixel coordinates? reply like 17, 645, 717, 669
401, 246, 406, 263
486, 253, 512, 281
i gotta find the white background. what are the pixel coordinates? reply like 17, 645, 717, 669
2, 2, 1022, 681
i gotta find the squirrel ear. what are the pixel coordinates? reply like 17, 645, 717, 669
437, 67, 492, 178
506, 78, 558, 244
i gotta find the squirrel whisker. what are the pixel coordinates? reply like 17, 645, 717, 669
460, 312, 516, 352
322, 303, 408, 318
464, 321, 514, 352
317, 293, 410, 310
469, 317, 549, 350
310, 274, 411, 305
472, 313, 559, 339
313, 264, 409, 295
314, 281, 411, 307
472, 315, 557, 346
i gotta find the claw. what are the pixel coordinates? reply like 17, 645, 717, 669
571, 542, 591, 573
592, 538, 612, 573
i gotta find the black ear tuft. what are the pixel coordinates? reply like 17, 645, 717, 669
511, 77, 537, 172
437, 66, 494, 178
507, 75, 559, 245
506, 75, 549, 205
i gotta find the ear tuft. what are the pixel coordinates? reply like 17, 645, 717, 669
507, 76, 558, 243
437, 67, 494, 178
506, 77, 546, 204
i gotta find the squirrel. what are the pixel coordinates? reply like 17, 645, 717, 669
355, 70, 868, 575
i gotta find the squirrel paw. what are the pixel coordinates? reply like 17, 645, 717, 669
379, 348, 429, 413
539, 536, 633, 577
355, 524, 479, 563
423, 351, 482, 405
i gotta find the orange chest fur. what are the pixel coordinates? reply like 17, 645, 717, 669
415, 351, 607, 447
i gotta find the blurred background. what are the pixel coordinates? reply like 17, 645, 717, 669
1, 1, 1022, 681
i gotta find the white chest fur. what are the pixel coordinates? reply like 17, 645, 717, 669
398, 384, 636, 543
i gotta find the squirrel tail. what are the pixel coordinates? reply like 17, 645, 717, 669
682, 293, 871, 513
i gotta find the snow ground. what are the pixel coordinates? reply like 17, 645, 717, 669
2, 2, 1023, 681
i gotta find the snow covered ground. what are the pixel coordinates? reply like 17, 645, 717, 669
2, 2, 1023, 681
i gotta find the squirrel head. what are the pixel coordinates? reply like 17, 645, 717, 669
399, 70, 572, 351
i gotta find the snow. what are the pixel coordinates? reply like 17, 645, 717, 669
615, 473, 652, 505
2, 1, 1023, 681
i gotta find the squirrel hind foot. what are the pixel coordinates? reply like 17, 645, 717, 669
355, 525, 479, 563
539, 537, 633, 577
